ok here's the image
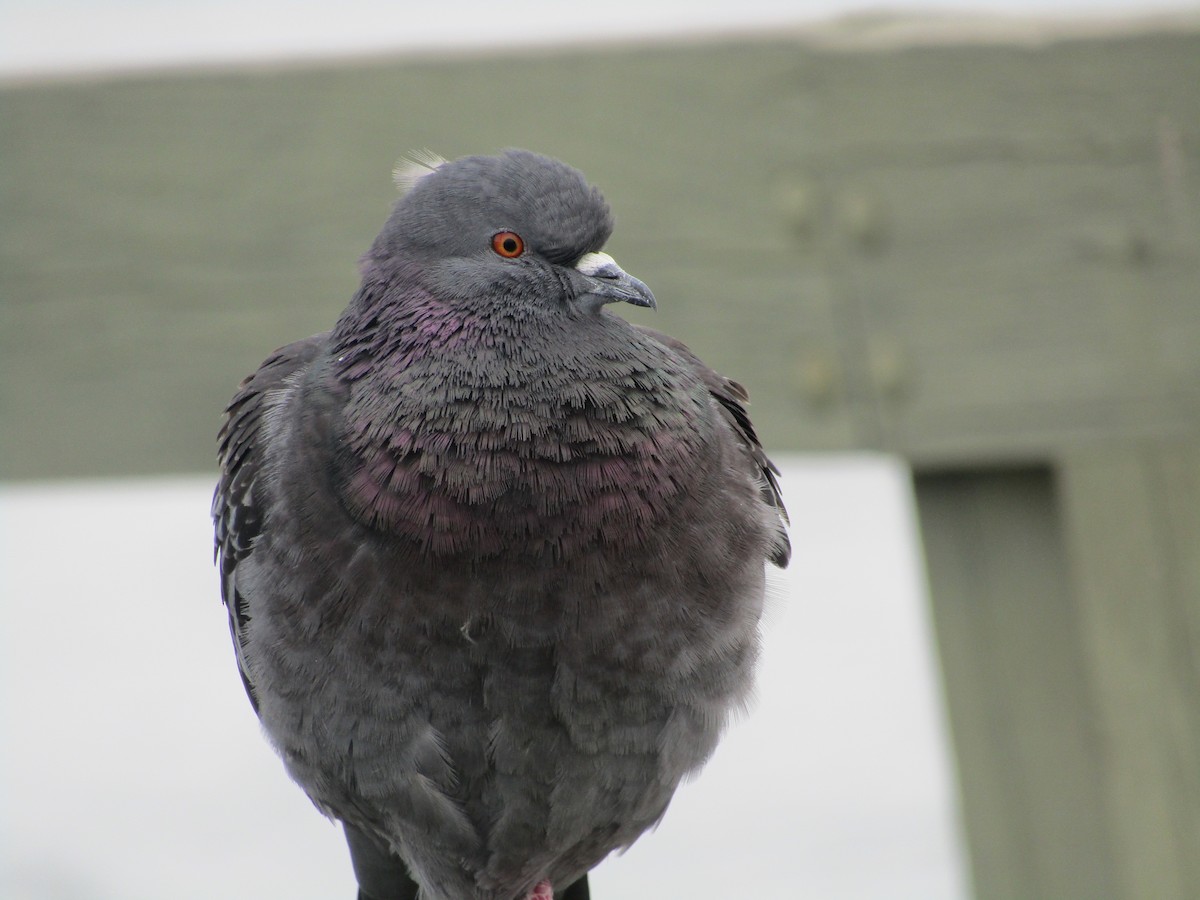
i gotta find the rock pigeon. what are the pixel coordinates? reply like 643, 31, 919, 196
213, 149, 790, 900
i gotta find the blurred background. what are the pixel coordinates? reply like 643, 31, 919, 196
2, 2, 1198, 898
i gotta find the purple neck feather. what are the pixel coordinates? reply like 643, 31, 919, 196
327, 273, 715, 560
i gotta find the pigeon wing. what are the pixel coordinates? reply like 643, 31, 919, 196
212, 335, 326, 711
635, 325, 790, 567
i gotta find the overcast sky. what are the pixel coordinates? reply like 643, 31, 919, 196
3, 0, 1197, 79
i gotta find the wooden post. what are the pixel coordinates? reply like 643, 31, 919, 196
914, 449, 1200, 899
1057, 443, 1200, 898
914, 468, 1119, 898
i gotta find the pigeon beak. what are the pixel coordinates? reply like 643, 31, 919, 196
574, 252, 657, 310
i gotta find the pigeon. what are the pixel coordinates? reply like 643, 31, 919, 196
213, 149, 790, 900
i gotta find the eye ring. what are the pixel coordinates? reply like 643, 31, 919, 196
491, 231, 525, 258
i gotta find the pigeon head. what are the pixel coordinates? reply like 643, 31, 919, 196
362, 148, 655, 314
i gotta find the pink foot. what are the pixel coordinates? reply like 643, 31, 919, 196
528, 880, 553, 900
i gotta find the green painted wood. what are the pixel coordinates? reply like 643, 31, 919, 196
1058, 442, 1200, 898
4, 29, 1198, 478
0, 42, 850, 479
803, 35, 1200, 463
913, 468, 1119, 900
914, 448, 1200, 899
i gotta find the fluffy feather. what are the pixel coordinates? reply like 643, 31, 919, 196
393, 149, 450, 194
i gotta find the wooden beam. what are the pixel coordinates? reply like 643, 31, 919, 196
3, 28, 1197, 477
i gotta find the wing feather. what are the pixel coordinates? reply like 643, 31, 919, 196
212, 335, 326, 710
635, 325, 790, 567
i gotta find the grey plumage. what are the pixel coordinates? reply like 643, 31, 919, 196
213, 149, 789, 900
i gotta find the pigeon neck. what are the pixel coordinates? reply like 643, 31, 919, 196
327, 287, 718, 560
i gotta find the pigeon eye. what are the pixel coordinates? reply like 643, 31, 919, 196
491, 231, 525, 258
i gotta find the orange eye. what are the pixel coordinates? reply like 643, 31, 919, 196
491, 231, 525, 258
